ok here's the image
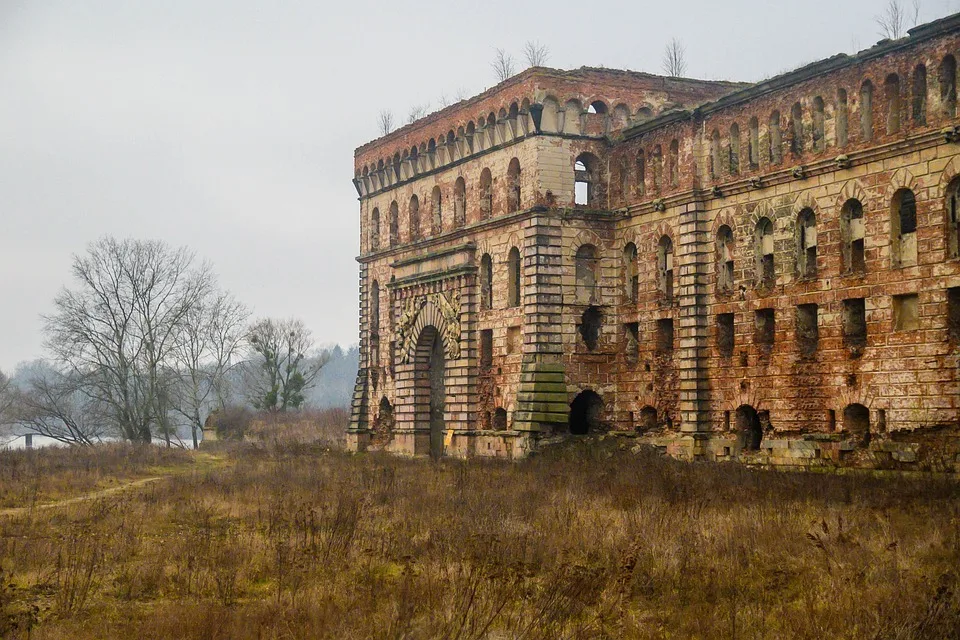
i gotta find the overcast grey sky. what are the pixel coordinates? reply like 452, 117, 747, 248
1, 0, 957, 371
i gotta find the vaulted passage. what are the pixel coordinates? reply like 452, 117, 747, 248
414, 326, 446, 459
569, 390, 603, 435
736, 405, 762, 451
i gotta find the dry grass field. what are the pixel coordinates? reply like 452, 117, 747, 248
0, 430, 958, 639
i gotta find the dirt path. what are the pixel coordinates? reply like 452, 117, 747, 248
0, 476, 166, 518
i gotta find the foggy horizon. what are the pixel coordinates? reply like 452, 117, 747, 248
2, 0, 958, 372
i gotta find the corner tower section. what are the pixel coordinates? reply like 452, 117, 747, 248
347, 66, 741, 457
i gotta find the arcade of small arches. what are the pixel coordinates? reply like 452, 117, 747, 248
368, 157, 524, 251
613, 53, 960, 204
355, 95, 664, 193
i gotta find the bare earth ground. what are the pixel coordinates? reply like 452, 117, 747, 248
0, 439, 958, 639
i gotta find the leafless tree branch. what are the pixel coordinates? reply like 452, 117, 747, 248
407, 103, 431, 124
876, 0, 909, 39
491, 48, 516, 83
523, 40, 550, 67
377, 109, 394, 136
662, 38, 687, 78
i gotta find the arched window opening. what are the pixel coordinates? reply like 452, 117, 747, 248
940, 55, 957, 118
569, 390, 603, 435
796, 208, 817, 279
480, 253, 493, 310
575, 244, 599, 304
492, 408, 508, 431
579, 306, 602, 351
947, 177, 960, 259
507, 158, 521, 213
637, 406, 657, 434
636, 150, 646, 196
669, 139, 680, 187
710, 129, 722, 179
652, 146, 663, 192
729, 124, 740, 174
574, 153, 601, 207
756, 217, 775, 288
454, 177, 466, 228
370, 207, 380, 251
465, 121, 476, 153
587, 101, 608, 114
840, 198, 866, 273
913, 64, 927, 125
790, 102, 804, 156
769, 111, 783, 164
748, 117, 760, 168
885, 73, 902, 135
860, 80, 874, 142
370, 280, 380, 338
657, 236, 674, 302
837, 89, 849, 146
619, 156, 630, 203
389, 201, 400, 246
812, 97, 825, 152
408, 195, 421, 241
479, 168, 493, 219
431, 186, 442, 235
843, 403, 871, 447
507, 247, 521, 308
891, 188, 918, 267
717, 225, 735, 292
623, 242, 638, 302
736, 405, 763, 451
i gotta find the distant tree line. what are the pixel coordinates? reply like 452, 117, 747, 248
0, 236, 350, 448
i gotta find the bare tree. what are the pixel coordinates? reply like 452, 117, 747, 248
407, 103, 431, 124
11, 364, 111, 446
662, 38, 688, 77
170, 292, 248, 449
377, 109, 394, 136
43, 236, 235, 444
244, 318, 328, 412
523, 40, 550, 67
491, 48, 516, 82
0, 370, 13, 424
875, 0, 919, 39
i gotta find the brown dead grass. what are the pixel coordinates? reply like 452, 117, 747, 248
0, 438, 958, 639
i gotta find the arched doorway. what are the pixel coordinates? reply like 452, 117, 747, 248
414, 326, 446, 458
736, 404, 763, 451
843, 403, 871, 447
372, 396, 394, 447
638, 406, 658, 433
569, 390, 603, 435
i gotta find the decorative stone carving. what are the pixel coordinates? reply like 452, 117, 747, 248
396, 296, 426, 364
396, 291, 462, 364
434, 289, 462, 360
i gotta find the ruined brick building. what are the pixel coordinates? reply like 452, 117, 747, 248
348, 13, 960, 469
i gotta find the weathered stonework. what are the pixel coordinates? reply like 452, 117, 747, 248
348, 14, 960, 471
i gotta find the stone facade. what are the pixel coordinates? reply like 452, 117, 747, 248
348, 14, 960, 471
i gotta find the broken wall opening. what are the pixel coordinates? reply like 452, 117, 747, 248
755, 308, 775, 349
795, 303, 819, 357
843, 298, 867, 353
624, 322, 639, 363
638, 406, 657, 433
893, 293, 919, 332
736, 404, 763, 451
949, 287, 960, 344
569, 390, 603, 435
843, 403, 871, 447
656, 318, 674, 356
717, 313, 734, 357
579, 306, 602, 351
840, 198, 866, 274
